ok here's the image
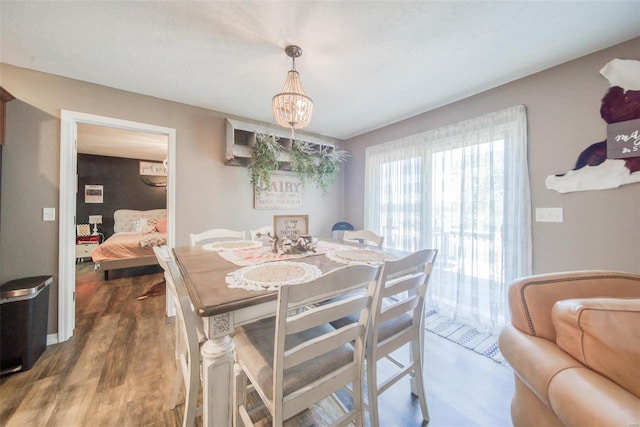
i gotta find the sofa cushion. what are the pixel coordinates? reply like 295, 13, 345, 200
552, 297, 640, 397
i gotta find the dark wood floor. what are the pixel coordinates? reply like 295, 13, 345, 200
0, 263, 514, 426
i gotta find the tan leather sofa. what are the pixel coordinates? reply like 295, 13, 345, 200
498, 271, 640, 427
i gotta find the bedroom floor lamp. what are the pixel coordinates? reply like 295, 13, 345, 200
88, 215, 102, 236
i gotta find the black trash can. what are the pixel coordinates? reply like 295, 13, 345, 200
0, 275, 53, 375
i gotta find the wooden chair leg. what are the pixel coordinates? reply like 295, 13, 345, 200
169, 319, 184, 409
169, 357, 182, 409
182, 355, 198, 427
367, 359, 380, 427
352, 371, 363, 427
410, 337, 429, 423
234, 363, 249, 427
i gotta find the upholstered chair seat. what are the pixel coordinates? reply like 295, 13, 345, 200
234, 319, 353, 401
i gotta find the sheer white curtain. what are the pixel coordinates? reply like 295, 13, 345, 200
365, 105, 531, 333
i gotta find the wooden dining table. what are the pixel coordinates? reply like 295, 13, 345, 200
172, 241, 388, 427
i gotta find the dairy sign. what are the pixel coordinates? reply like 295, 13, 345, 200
607, 118, 640, 159
254, 173, 303, 210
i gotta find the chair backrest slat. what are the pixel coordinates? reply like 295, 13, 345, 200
382, 273, 425, 298
284, 325, 360, 370
377, 328, 416, 357
285, 295, 368, 335
285, 265, 376, 305
380, 297, 420, 324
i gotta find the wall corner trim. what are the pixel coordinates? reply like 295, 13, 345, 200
46, 333, 59, 346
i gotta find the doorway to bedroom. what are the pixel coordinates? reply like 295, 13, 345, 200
59, 111, 176, 342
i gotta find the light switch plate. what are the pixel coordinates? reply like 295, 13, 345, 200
535, 207, 563, 223
43, 207, 56, 221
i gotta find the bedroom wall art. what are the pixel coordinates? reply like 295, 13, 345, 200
546, 58, 640, 193
84, 184, 103, 203
139, 160, 167, 176
139, 160, 167, 187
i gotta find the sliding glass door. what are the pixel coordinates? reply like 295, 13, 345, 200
365, 105, 531, 333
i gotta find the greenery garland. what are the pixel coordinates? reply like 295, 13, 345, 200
290, 140, 317, 185
247, 133, 281, 194
313, 146, 349, 196
250, 134, 349, 198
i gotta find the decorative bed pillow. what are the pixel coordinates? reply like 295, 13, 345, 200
130, 218, 156, 233
139, 232, 167, 248
155, 217, 168, 233
114, 209, 167, 233
77, 224, 91, 236
130, 218, 144, 232
147, 217, 161, 228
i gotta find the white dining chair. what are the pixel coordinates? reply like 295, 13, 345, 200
364, 249, 438, 427
249, 225, 272, 241
153, 245, 205, 427
233, 264, 382, 427
189, 228, 246, 246
343, 229, 384, 247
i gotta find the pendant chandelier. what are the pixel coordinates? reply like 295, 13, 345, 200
272, 45, 314, 136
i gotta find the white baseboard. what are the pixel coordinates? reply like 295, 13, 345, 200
47, 333, 59, 346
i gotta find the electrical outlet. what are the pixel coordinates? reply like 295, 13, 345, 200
43, 207, 56, 221
535, 207, 563, 223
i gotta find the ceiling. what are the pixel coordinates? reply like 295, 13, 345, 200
1, 1, 639, 142
76, 123, 168, 161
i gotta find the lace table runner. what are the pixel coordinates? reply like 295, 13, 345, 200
218, 240, 356, 266
226, 261, 322, 291
202, 240, 263, 251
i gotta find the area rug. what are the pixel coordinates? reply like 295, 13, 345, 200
424, 309, 506, 364
135, 280, 166, 300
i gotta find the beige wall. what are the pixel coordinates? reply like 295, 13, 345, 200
2, 99, 60, 299
344, 37, 640, 274
2, 38, 638, 337
0, 65, 344, 334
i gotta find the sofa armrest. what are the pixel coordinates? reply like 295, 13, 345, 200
499, 324, 640, 426
499, 325, 582, 405
549, 365, 640, 427
507, 271, 640, 341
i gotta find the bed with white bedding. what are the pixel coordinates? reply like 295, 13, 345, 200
92, 209, 167, 280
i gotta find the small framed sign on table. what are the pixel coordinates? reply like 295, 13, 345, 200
273, 215, 309, 240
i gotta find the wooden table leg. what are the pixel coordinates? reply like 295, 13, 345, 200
201, 315, 236, 427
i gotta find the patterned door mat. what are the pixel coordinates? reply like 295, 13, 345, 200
424, 309, 506, 364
